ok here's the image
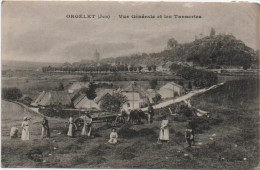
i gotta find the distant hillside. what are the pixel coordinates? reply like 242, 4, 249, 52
2, 60, 62, 71
101, 32, 258, 68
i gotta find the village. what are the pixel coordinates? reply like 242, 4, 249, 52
2, 48, 259, 169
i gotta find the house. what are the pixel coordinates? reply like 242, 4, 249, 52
31, 91, 72, 107
73, 94, 100, 111
146, 89, 157, 104
157, 61, 173, 72
158, 82, 184, 99
140, 64, 149, 72
68, 82, 89, 94
94, 89, 114, 107
120, 82, 150, 110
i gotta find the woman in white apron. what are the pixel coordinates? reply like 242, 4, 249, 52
158, 116, 169, 144
67, 116, 75, 137
21, 117, 30, 140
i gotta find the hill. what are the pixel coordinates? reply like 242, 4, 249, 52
101, 32, 258, 69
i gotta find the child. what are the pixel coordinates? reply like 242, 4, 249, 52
108, 128, 118, 144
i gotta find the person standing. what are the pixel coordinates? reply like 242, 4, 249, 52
81, 114, 92, 137
147, 105, 154, 123
21, 117, 30, 140
41, 117, 50, 138
158, 115, 169, 144
185, 122, 195, 147
67, 115, 76, 137
108, 128, 118, 144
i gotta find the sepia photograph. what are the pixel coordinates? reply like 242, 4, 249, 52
1, 1, 260, 169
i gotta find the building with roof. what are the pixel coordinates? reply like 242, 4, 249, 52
68, 82, 89, 94
31, 91, 72, 107
120, 82, 150, 109
157, 61, 173, 72
73, 94, 100, 111
94, 89, 114, 107
158, 82, 184, 99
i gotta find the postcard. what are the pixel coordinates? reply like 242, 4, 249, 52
1, 1, 259, 169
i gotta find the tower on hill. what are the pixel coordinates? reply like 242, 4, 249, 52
94, 49, 100, 62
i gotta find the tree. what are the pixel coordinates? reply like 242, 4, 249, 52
152, 65, 156, 72
188, 81, 192, 89
178, 80, 184, 87
150, 80, 158, 89
152, 94, 161, 104
147, 66, 152, 71
86, 82, 97, 100
138, 66, 143, 72
2, 87, 22, 100
210, 27, 216, 37
167, 38, 178, 49
100, 93, 127, 112
58, 82, 64, 91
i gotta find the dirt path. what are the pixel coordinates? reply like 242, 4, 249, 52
142, 82, 225, 111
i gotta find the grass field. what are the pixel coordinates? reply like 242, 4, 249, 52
1, 78, 259, 169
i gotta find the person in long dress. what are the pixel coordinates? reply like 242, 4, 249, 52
108, 128, 118, 144
41, 117, 50, 138
21, 117, 30, 140
158, 115, 169, 144
81, 114, 92, 137
67, 116, 76, 137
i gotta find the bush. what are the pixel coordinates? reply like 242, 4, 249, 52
2, 87, 22, 100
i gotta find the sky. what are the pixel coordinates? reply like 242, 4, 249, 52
2, 2, 259, 63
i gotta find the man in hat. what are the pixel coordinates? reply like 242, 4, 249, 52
185, 121, 195, 147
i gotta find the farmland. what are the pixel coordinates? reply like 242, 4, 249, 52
1, 77, 259, 169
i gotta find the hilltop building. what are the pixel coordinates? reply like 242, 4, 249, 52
94, 49, 100, 63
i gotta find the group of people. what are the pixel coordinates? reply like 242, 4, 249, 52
157, 115, 195, 147
67, 114, 93, 138
10, 105, 195, 147
10, 116, 50, 140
